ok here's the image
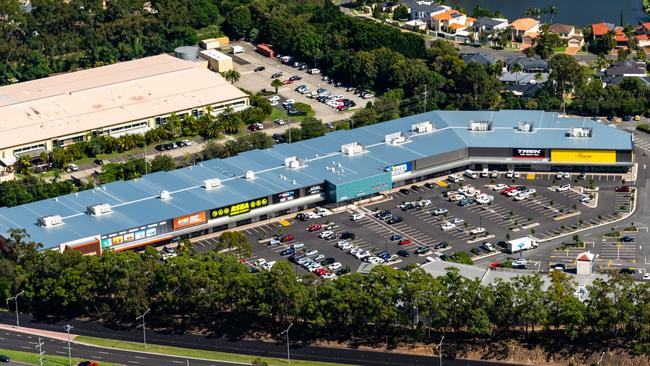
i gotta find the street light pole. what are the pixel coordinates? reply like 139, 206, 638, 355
136, 308, 151, 348
436, 336, 444, 366
6, 290, 24, 327
281, 322, 294, 363
64, 324, 73, 366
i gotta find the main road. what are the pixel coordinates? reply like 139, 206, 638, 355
0, 313, 519, 366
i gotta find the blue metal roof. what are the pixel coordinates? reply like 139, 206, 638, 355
0, 110, 633, 248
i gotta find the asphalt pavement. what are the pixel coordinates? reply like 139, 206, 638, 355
0, 313, 519, 366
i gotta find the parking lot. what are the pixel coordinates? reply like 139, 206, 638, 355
190, 170, 634, 279
232, 42, 373, 123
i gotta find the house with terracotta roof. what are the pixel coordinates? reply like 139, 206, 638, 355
635, 22, 650, 47
591, 22, 614, 38
430, 9, 474, 35
509, 18, 540, 42
613, 27, 629, 47
402, 0, 449, 21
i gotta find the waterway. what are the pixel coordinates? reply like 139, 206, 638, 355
449, 0, 648, 26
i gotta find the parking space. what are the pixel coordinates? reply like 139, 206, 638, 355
231, 42, 373, 123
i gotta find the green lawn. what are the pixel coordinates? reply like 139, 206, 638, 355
75, 336, 352, 366
268, 107, 314, 124
0, 348, 121, 366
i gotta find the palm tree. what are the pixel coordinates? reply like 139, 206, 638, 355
271, 78, 283, 93
17, 155, 32, 175
534, 72, 544, 83
223, 69, 241, 84
511, 62, 523, 84
547, 5, 557, 23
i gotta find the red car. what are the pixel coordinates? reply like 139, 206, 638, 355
307, 224, 322, 232
398, 239, 412, 245
283, 79, 294, 85
280, 234, 294, 243
501, 186, 518, 195
315, 268, 328, 277
248, 124, 260, 131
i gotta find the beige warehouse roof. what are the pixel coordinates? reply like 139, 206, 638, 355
0, 54, 247, 150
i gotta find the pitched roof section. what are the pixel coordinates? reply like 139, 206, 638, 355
592, 22, 614, 36
510, 18, 539, 31
547, 23, 574, 34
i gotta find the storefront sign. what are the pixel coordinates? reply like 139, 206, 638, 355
513, 148, 545, 159
101, 221, 170, 248
306, 184, 324, 195
173, 211, 208, 229
273, 189, 300, 204
210, 197, 269, 219
551, 149, 616, 163
68, 241, 101, 256
385, 162, 412, 178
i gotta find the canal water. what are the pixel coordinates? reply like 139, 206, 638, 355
449, 0, 648, 26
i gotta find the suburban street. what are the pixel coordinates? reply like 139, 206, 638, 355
0, 314, 519, 366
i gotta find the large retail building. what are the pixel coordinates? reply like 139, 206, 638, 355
0, 110, 634, 254
0, 54, 249, 164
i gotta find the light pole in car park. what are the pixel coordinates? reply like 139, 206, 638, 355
281, 322, 294, 363
136, 308, 151, 348
435, 335, 444, 366
6, 290, 24, 327
64, 324, 73, 366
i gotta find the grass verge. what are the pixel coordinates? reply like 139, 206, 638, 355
0, 348, 121, 366
75, 336, 352, 366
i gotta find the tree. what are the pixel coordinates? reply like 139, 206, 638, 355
223, 6, 253, 39
546, 6, 558, 23
446, 251, 473, 265
548, 54, 588, 110
217, 231, 252, 258
223, 70, 241, 84
271, 79, 283, 93
510, 62, 523, 84
392, 5, 409, 20
150, 154, 175, 172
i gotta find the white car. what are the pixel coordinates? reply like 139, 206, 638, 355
556, 184, 571, 192
283, 99, 296, 105
451, 218, 464, 225
580, 195, 592, 203
349, 212, 365, 221
269, 238, 281, 246
490, 170, 499, 178
292, 242, 305, 249
322, 273, 336, 280
506, 170, 515, 178
305, 249, 318, 257
513, 258, 527, 267
336, 240, 350, 248
339, 241, 353, 250
493, 184, 507, 191
556, 172, 564, 179
254, 258, 267, 267
355, 250, 370, 259
328, 262, 343, 271
349, 247, 362, 256
270, 100, 279, 106
470, 227, 486, 235
563, 172, 571, 179
307, 68, 321, 74
514, 193, 529, 201
526, 189, 537, 195
268, 95, 281, 101
367, 256, 385, 264
483, 242, 495, 252
513, 172, 520, 178
417, 199, 432, 207
643, 273, 650, 280
274, 119, 285, 125
507, 190, 520, 197
441, 222, 456, 231
261, 261, 276, 271
319, 230, 334, 238
65, 163, 79, 172
432, 208, 448, 215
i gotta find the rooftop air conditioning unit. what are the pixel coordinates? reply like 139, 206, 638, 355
284, 156, 304, 169
203, 178, 222, 190
87, 203, 112, 216
159, 190, 171, 200
39, 215, 63, 228
411, 121, 434, 134
244, 170, 255, 179
517, 121, 533, 132
569, 127, 592, 138
469, 121, 491, 131
341, 142, 365, 156
385, 132, 408, 145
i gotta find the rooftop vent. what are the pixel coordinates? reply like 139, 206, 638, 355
411, 121, 435, 134
39, 215, 63, 228
517, 121, 533, 132
159, 190, 171, 200
284, 156, 306, 169
569, 127, 592, 138
341, 142, 366, 156
244, 170, 255, 179
203, 178, 222, 190
469, 121, 492, 131
87, 203, 112, 216
385, 132, 409, 145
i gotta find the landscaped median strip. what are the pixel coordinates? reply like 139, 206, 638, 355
0, 348, 121, 366
74, 335, 354, 366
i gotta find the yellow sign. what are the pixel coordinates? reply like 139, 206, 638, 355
526, 173, 536, 180
551, 150, 616, 163
210, 197, 269, 219
436, 180, 448, 187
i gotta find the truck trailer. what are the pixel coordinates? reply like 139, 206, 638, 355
506, 236, 538, 253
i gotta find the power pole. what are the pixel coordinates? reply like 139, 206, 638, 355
35, 336, 45, 366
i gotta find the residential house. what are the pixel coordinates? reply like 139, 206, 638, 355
462, 53, 498, 66
376, 1, 399, 13
635, 22, 650, 47
403, 0, 449, 21
507, 56, 548, 73
509, 18, 540, 42
404, 19, 427, 31
598, 59, 649, 86
614, 27, 629, 48
591, 22, 614, 38
431, 9, 474, 34
472, 16, 508, 40
567, 35, 585, 49
547, 24, 576, 39
506, 83, 544, 98
500, 71, 548, 85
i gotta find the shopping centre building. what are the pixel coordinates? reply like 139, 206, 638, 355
0, 110, 634, 254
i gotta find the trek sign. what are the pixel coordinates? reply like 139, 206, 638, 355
513, 148, 545, 159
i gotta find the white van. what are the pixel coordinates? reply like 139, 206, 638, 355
231, 45, 244, 54
307, 68, 321, 74
464, 169, 478, 179
480, 168, 489, 177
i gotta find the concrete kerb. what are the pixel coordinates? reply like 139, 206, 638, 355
0, 323, 72, 342
536, 188, 638, 243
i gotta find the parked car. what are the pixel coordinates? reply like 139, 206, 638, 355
441, 222, 456, 231
254, 66, 265, 72
398, 239, 412, 245
432, 208, 448, 216
414, 246, 430, 255
389, 234, 402, 241
556, 184, 571, 192
397, 249, 410, 257
307, 68, 321, 74
271, 71, 283, 78
387, 216, 403, 225
0, 355, 10, 363
621, 236, 635, 242
615, 186, 631, 193
307, 224, 322, 232
65, 163, 79, 172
